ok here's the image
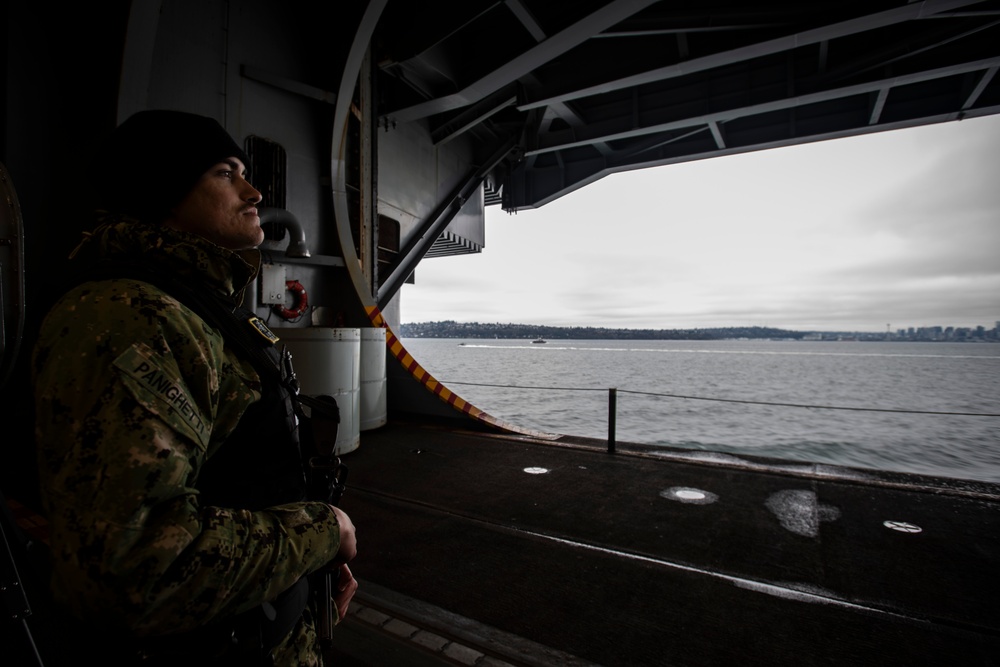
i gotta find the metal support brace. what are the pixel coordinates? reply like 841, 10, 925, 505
377, 138, 517, 308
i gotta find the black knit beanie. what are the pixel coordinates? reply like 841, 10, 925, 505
92, 110, 250, 222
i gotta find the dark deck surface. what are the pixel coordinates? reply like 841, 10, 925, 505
336, 419, 999, 667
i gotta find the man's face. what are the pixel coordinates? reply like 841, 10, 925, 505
165, 157, 264, 250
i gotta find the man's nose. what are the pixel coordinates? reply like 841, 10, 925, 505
244, 182, 263, 203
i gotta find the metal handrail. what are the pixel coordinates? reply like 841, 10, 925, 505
441, 379, 1000, 454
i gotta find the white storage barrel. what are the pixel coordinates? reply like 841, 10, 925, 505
359, 327, 387, 430
274, 327, 360, 455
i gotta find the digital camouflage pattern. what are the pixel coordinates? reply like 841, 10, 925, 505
32, 218, 341, 665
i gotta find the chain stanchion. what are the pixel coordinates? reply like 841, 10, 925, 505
608, 387, 617, 454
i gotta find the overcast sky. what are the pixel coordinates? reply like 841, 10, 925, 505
401, 114, 1000, 333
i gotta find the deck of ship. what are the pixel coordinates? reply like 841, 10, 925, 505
328, 418, 999, 667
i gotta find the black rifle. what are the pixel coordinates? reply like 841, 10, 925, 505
283, 351, 349, 649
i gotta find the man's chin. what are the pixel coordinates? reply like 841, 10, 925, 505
225, 228, 265, 251
250, 229, 265, 249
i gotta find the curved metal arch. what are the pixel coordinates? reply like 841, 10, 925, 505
330, 0, 386, 319
326, 2, 548, 439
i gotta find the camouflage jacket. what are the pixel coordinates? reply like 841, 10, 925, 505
32, 218, 342, 644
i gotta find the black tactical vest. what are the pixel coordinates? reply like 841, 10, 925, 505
193, 300, 308, 510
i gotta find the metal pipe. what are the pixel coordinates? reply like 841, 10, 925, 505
259, 206, 311, 257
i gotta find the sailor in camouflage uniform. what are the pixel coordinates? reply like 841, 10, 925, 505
32, 110, 357, 665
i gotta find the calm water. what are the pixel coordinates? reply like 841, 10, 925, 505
400, 338, 1000, 484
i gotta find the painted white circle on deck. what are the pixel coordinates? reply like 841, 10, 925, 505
660, 487, 718, 504
523, 467, 549, 474
883, 520, 922, 533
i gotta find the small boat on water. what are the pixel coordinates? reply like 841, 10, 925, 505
532, 337, 547, 344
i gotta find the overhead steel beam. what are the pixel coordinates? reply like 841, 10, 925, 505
505, 9, 617, 159
870, 87, 891, 125
963, 65, 998, 108
517, 0, 987, 111
849, 17, 1000, 77
552, 101, 613, 157
708, 121, 726, 149
507, 102, 1000, 212
383, 0, 661, 124
526, 56, 1000, 156
504, 0, 546, 42
431, 85, 518, 146
617, 126, 711, 160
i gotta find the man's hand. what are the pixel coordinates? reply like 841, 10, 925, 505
332, 563, 358, 623
329, 505, 357, 563
327, 505, 358, 624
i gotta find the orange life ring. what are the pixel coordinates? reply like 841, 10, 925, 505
274, 279, 308, 320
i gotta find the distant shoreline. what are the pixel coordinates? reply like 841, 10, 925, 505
400, 321, 999, 343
